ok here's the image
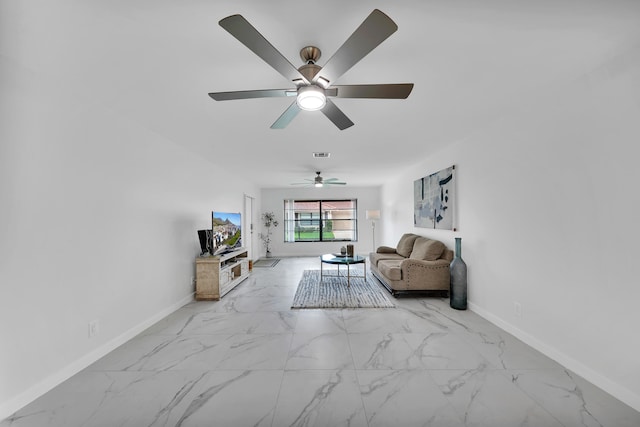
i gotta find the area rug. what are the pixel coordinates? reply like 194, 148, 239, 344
253, 258, 281, 268
291, 270, 395, 309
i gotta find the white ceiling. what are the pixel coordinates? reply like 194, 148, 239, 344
5, 0, 640, 187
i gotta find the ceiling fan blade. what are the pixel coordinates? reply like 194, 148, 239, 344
291, 177, 317, 185
321, 99, 354, 130
271, 101, 301, 129
332, 83, 413, 99
326, 182, 347, 185
219, 15, 308, 85
312, 9, 397, 87
209, 89, 296, 101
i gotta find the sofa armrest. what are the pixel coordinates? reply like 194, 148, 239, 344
401, 258, 451, 291
376, 246, 397, 254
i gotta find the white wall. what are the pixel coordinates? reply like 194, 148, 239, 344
260, 186, 381, 257
0, 48, 259, 419
381, 46, 640, 410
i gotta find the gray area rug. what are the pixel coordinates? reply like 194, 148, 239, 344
291, 269, 395, 309
253, 258, 280, 268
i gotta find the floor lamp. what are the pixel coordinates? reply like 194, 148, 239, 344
365, 210, 381, 253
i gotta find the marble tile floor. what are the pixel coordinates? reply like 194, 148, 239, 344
3, 257, 639, 426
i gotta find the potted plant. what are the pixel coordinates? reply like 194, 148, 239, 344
259, 212, 279, 257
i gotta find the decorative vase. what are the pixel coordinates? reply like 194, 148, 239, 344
265, 250, 272, 258
450, 237, 467, 310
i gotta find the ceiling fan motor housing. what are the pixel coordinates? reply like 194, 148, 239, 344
300, 46, 321, 64
298, 46, 323, 82
297, 63, 321, 82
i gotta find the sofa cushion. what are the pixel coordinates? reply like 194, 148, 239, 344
376, 246, 398, 254
396, 233, 419, 258
370, 252, 405, 268
410, 237, 445, 261
378, 259, 403, 281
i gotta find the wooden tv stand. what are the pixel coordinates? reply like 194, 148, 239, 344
195, 248, 250, 300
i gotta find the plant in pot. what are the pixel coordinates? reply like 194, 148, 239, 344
259, 212, 279, 258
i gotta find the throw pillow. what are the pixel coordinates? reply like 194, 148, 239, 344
410, 237, 445, 261
396, 233, 419, 258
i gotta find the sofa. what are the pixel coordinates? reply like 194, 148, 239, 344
369, 233, 453, 296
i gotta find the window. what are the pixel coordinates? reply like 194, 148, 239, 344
284, 199, 357, 242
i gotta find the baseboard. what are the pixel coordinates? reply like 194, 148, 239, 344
0, 293, 194, 421
468, 301, 640, 412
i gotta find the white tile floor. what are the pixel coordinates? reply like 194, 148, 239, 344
3, 257, 639, 426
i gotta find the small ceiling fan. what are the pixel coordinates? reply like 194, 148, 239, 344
291, 172, 346, 187
208, 9, 414, 130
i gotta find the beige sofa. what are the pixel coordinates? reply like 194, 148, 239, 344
369, 233, 453, 296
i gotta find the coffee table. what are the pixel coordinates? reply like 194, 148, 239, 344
320, 254, 366, 287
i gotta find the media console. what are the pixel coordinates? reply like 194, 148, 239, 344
195, 247, 250, 300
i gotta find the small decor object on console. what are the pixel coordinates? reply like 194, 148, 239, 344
197, 229, 213, 255
450, 237, 467, 310
259, 212, 279, 258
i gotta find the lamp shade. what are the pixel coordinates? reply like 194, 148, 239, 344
366, 210, 381, 220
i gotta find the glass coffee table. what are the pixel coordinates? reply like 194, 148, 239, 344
320, 254, 366, 287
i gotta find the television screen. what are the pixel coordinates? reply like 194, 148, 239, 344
211, 211, 242, 255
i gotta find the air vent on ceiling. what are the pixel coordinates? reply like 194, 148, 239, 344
313, 152, 331, 158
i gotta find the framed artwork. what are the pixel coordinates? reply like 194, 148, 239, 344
414, 165, 456, 230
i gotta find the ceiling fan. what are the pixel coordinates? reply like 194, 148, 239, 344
291, 172, 346, 187
208, 9, 414, 130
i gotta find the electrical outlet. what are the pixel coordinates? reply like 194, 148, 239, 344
514, 302, 522, 319
88, 320, 99, 338
191, 276, 196, 287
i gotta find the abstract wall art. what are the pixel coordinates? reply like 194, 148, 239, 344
414, 165, 456, 230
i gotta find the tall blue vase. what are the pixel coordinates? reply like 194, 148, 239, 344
450, 237, 467, 310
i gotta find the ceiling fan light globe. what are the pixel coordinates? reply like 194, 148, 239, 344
297, 86, 326, 111
315, 183, 323, 188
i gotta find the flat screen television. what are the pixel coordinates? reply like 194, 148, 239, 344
211, 211, 242, 255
